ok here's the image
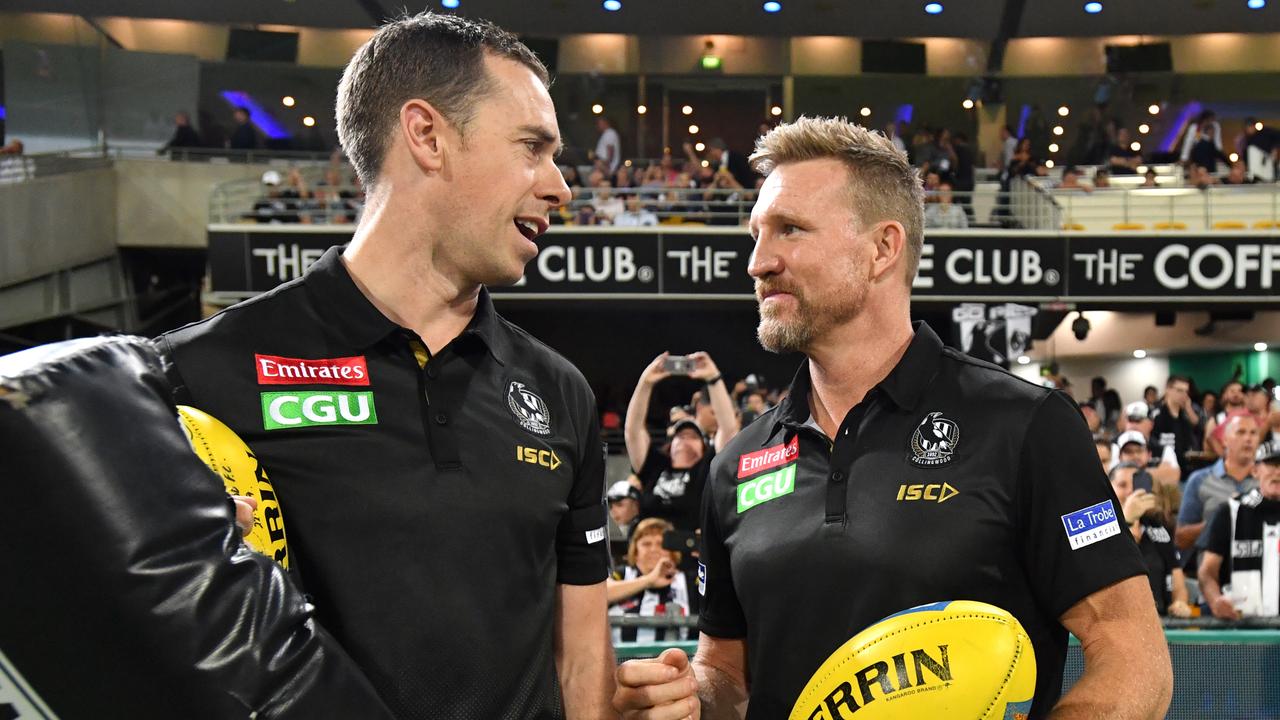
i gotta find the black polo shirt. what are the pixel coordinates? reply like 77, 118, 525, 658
698, 321, 1145, 720
1134, 519, 1178, 615
156, 246, 608, 719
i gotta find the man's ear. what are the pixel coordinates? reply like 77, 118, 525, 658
869, 220, 908, 283
400, 99, 450, 175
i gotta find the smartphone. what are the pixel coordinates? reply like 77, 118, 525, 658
1133, 469, 1154, 494
663, 356, 695, 375
662, 530, 697, 554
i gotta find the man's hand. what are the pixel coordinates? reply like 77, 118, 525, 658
614, 648, 700, 719
1120, 490, 1157, 525
1167, 600, 1192, 619
231, 495, 257, 535
641, 353, 674, 388
686, 352, 721, 383
1209, 595, 1241, 620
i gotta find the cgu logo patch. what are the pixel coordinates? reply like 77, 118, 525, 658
896, 482, 959, 504
255, 354, 369, 386
909, 412, 960, 467
804, 645, 953, 719
737, 464, 796, 513
261, 391, 378, 430
517, 444, 562, 471
738, 435, 800, 478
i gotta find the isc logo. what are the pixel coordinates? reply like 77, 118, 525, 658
896, 482, 959, 503
517, 445, 562, 471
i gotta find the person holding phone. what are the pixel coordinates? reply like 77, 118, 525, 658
606, 518, 691, 643
1110, 463, 1192, 618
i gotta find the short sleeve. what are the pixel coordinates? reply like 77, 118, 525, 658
1177, 475, 1206, 525
1018, 391, 1148, 619
1199, 503, 1233, 558
556, 391, 610, 585
696, 456, 747, 639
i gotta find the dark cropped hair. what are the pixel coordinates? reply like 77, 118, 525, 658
336, 11, 549, 189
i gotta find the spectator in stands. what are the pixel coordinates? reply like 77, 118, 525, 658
885, 121, 908, 156
625, 352, 739, 533
561, 166, 583, 193
1152, 375, 1199, 481
1115, 427, 1179, 487
1110, 463, 1192, 618
922, 171, 941, 197
228, 107, 257, 151
614, 194, 658, 227
607, 480, 642, 543
594, 116, 621, 174
0, 139, 24, 155
1057, 166, 1093, 193
1090, 376, 1123, 434
593, 182, 625, 224
1180, 109, 1226, 172
739, 389, 769, 427
160, 111, 201, 153
1144, 386, 1160, 407
573, 203, 600, 226
638, 164, 665, 190
606, 517, 689, 643
1079, 401, 1103, 437
1240, 117, 1279, 182
251, 170, 301, 223
1095, 437, 1113, 471
1222, 161, 1251, 185
924, 181, 968, 229
1176, 412, 1260, 552
1006, 138, 1037, 178
1245, 384, 1275, 428
709, 168, 746, 225
951, 132, 976, 221
704, 137, 757, 189
1187, 164, 1217, 190
1196, 440, 1280, 619
1107, 128, 1142, 175
1206, 382, 1248, 455
1139, 168, 1159, 188
613, 165, 634, 190
998, 125, 1018, 170
1092, 170, 1112, 189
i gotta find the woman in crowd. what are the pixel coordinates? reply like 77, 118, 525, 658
606, 518, 689, 643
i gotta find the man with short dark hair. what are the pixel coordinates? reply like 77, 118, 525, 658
1152, 375, 1198, 481
159, 12, 613, 718
228, 107, 257, 150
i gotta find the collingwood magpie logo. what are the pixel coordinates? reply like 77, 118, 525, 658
910, 411, 960, 467
507, 381, 552, 436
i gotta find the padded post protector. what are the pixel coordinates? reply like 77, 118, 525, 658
0, 337, 394, 719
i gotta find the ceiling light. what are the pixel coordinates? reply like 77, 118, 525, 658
695, 142, 706, 151
1058, 105, 1070, 116
924, 2, 944, 13
701, 160, 710, 167
688, 124, 699, 134
624, 159, 632, 167
591, 103, 603, 114
962, 99, 974, 109
1248, 0, 1265, 8
1133, 349, 1147, 359
1256, 342, 1269, 352
282, 96, 295, 107
770, 105, 782, 116
302, 116, 315, 127
602, 0, 622, 10
1130, 141, 1141, 151
1229, 152, 1240, 162
1148, 104, 1160, 115
1084, 2, 1103, 13
1046, 159, 1056, 168
1053, 125, 1064, 136
1017, 355, 1031, 365
860, 106, 871, 117
636, 104, 646, 114
1049, 143, 1059, 153
440, 0, 460, 7
763, 1, 783, 11
1256, 121, 1265, 131
1138, 123, 1150, 134
682, 105, 693, 115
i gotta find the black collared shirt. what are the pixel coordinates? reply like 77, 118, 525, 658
157, 246, 608, 719
697, 321, 1145, 719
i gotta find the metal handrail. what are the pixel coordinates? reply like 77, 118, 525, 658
607, 614, 1280, 629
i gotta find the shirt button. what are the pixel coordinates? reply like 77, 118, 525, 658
425, 366, 438, 379
830, 470, 844, 483
435, 412, 449, 425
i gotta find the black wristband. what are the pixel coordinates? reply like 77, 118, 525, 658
706, 374, 723, 386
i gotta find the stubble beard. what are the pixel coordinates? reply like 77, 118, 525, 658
755, 264, 869, 354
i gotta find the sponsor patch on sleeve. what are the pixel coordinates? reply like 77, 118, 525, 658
1060, 499, 1121, 550
697, 562, 707, 596
585, 527, 606, 544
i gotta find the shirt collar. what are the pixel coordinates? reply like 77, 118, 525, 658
769, 321, 943, 441
302, 245, 511, 364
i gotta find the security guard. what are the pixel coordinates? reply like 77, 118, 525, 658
613, 117, 1170, 720
160, 13, 613, 719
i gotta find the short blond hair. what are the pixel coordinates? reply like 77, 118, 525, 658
750, 116, 925, 283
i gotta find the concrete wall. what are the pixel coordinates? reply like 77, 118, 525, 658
114, 158, 277, 248
0, 168, 117, 286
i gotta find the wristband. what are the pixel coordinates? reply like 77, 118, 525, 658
705, 374, 723, 386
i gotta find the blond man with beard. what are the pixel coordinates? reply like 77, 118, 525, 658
613, 117, 1170, 720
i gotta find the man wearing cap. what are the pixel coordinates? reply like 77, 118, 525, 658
1196, 440, 1280, 618
607, 480, 643, 540
1112, 416, 1179, 486
1177, 413, 1261, 553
